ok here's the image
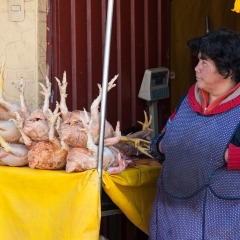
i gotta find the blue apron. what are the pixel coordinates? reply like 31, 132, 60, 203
149, 95, 240, 239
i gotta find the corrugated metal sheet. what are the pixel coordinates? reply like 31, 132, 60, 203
47, 1, 170, 239
48, 0, 170, 132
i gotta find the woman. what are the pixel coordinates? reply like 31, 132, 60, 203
148, 28, 240, 239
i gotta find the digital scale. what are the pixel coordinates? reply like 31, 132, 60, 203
138, 67, 169, 137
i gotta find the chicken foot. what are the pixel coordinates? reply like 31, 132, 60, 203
0, 135, 10, 152
124, 111, 152, 141
90, 74, 118, 144
118, 111, 153, 157
55, 71, 68, 121
47, 102, 61, 149
12, 77, 29, 118
137, 110, 152, 130
10, 112, 33, 149
90, 74, 118, 123
39, 76, 52, 116
119, 136, 152, 158
47, 102, 69, 151
55, 114, 69, 151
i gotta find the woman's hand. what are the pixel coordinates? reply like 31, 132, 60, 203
159, 140, 164, 154
225, 148, 229, 163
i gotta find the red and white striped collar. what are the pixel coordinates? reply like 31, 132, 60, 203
188, 83, 240, 115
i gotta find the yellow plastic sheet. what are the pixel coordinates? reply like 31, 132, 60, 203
0, 165, 161, 239
102, 165, 161, 234
0, 166, 100, 240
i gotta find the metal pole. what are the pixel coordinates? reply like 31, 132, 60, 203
97, 0, 115, 197
149, 101, 159, 138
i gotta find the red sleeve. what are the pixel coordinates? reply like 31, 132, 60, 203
169, 108, 176, 121
227, 143, 240, 170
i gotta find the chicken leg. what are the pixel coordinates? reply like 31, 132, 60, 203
39, 76, 52, 116
119, 111, 153, 158
55, 71, 69, 121
90, 75, 118, 144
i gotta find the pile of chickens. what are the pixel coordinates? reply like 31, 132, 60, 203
0, 64, 158, 174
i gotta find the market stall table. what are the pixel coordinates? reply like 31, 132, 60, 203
0, 165, 161, 240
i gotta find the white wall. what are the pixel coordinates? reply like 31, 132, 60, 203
0, 0, 47, 110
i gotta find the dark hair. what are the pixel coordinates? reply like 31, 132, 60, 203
187, 28, 240, 82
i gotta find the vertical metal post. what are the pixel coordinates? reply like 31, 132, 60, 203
149, 101, 159, 138
97, 0, 115, 197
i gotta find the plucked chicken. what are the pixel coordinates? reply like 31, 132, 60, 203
10, 76, 69, 170
12, 103, 68, 170
0, 64, 30, 166
18, 76, 53, 142
55, 71, 151, 156
56, 72, 120, 148
0, 63, 29, 142
66, 112, 134, 174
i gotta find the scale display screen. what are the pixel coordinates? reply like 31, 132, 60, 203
151, 72, 168, 87
138, 67, 169, 101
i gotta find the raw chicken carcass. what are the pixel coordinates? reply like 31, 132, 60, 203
21, 109, 50, 142
19, 76, 54, 143
0, 63, 29, 121
56, 110, 89, 148
0, 120, 21, 143
56, 72, 119, 148
66, 116, 134, 174
8, 74, 64, 170
0, 65, 30, 166
55, 71, 153, 173
12, 103, 68, 170
0, 64, 29, 142
54, 72, 134, 174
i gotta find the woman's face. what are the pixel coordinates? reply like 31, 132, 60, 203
195, 54, 226, 94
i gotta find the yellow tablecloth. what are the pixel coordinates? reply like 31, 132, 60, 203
102, 165, 161, 234
0, 167, 101, 240
0, 165, 161, 240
